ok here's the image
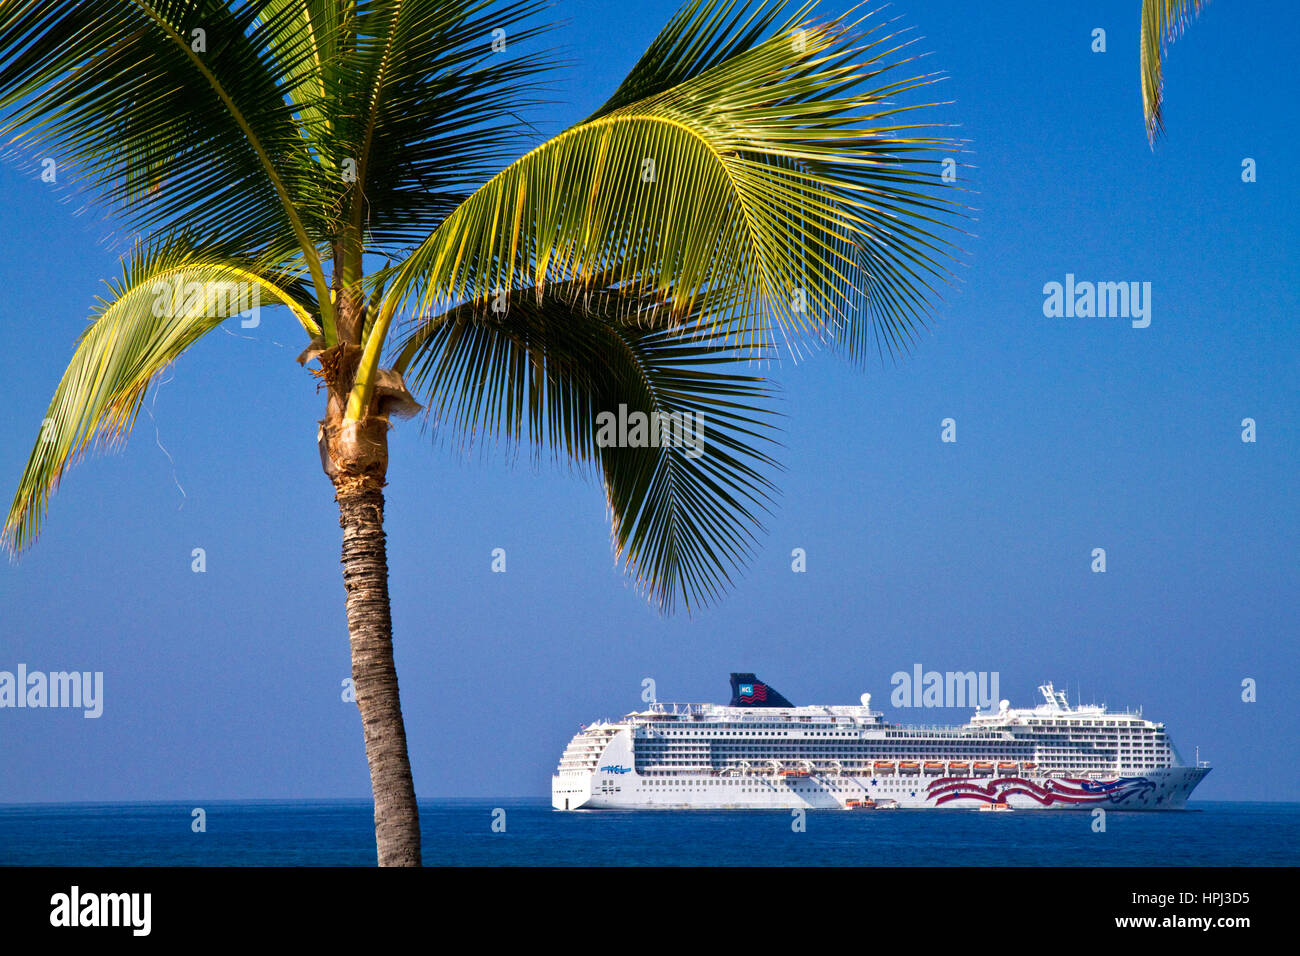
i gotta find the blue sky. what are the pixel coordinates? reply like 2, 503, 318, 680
1, 0, 1296, 803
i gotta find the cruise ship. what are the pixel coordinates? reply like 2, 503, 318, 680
552, 674, 1211, 810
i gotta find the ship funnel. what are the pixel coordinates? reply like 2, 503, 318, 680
729, 673, 794, 708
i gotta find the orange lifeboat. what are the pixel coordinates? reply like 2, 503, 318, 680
873, 761, 896, 773
899, 761, 920, 775
924, 761, 946, 774
948, 761, 970, 774
973, 761, 994, 775
779, 770, 810, 778
997, 762, 1019, 774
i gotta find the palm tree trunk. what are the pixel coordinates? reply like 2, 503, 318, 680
317, 323, 421, 866
337, 484, 422, 866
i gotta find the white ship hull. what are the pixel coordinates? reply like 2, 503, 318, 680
554, 765, 1209, 811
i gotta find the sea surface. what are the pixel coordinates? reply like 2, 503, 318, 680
0, 800, 1295, 866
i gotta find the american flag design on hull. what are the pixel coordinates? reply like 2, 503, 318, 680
927, 775, 1157, 807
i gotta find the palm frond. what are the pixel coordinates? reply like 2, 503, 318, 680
3, 234, 316, 553
0, 0, 336, 322
587, 0, 806, 119
1141, 0, 1208, 145
329, 0, 557, 251
376, 0, 965, 377
394, 286, 780, 612
256, 0, 341, 139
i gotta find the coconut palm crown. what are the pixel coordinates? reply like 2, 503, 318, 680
0, 0, 964, 864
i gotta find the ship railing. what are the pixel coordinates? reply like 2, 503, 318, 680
642, 703, 880, 723
644, 702, 712, 716
883, 724, 1016, 736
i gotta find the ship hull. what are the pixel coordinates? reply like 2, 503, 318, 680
553, 765, 1209, 811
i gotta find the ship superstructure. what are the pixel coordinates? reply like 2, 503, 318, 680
552, 674, 1210, 810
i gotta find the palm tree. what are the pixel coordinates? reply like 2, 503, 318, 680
0, 0, 962, 865
1140, 0, 1207, 143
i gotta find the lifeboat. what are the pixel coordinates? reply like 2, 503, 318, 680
973, 761, 994, 776
923, 761, 946, 774
873, 761, 896, 773
779, 770, 810, 778
899, 761, 920, 775
844, 799, 877, 810
1022, 762, 1038, 771
948, 761, 970, 774
978, 801, 1013, 812
997, 762, 1019, 774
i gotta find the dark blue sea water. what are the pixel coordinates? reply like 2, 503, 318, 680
0, 800, 1295, 866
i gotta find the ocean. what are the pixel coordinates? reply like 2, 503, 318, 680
1, 799, 1297, 866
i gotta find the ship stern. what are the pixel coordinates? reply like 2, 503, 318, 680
552, 772, 593, 811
